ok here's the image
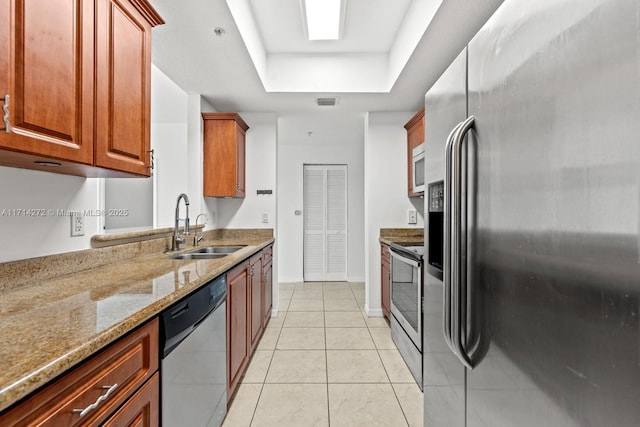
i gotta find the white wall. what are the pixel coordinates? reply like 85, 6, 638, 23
0, 65, 191, 263
216, 113, 277, 230
0, 168, 100, 262
363, 111, 425, 316
277, 114, 365, 283
151, 65, 189, 228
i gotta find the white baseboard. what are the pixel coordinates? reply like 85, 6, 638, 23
280, 277, 365, 283
278, 277, 303, 283
365, 304, 383, 317
271, 308, 280, 317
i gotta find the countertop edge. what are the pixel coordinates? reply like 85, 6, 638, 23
0, 237, 274, 413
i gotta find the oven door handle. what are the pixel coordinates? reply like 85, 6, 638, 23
451, 116, 476, 370
444, 121, 463, 355
390, 249, 421, 268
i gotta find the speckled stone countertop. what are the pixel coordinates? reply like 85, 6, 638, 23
379, 228, 424, 246
0, 232, 274, 413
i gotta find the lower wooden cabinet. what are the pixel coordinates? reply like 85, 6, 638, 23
226, 261, 250, 400
0, 318, 159, 426
102, 373, 159, 427
381, 243, 391, 319
226, 244, 274, 401
249, 252, 263, 351
263, 257, 273, 328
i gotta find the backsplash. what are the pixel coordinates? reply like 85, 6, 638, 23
0, 228, 274, 292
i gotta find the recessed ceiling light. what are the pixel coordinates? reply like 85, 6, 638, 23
213, 27, 226, 37
303, 0, 343, 41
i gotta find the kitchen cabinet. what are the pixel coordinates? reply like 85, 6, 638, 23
202, 113, 249, 198
102, 373, 159, 427
225, 244, 273, 400
0, 0, 163, 177
94, 0, 161, 176
249, 252, 263, 352
381, 243, 391, 319
405, 107, 425, 197
0, 318, 159, 426
226, 261, 250, 400
262, 244, 273, 327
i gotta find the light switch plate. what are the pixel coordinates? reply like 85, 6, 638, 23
407, 209, 417, 225
70, 212, 84, 237
262, 212, 269, 223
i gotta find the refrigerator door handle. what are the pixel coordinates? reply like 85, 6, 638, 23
452, 115, 476, 370
443, 121, 463, 353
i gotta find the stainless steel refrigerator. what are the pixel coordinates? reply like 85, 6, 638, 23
423, 0, 640, 425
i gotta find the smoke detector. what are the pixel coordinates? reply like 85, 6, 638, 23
316, 97, 338, 107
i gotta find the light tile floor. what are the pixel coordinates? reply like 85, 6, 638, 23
222, 281, 424, 427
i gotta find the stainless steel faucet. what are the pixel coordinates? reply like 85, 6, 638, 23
171, 193, 190, 251
193, 214, 207, 246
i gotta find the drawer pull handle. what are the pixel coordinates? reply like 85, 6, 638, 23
72, 383, 119, 417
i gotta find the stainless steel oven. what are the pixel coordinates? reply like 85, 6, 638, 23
389, 243, 424, 388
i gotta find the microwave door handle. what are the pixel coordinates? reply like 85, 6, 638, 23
452, 116, 476, 370
443, 121, 463, 353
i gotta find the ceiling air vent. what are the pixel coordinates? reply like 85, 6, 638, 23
316, 97, 338, 107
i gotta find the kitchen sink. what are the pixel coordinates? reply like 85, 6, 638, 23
190, 246, 246, 254
170, 253, 228, 260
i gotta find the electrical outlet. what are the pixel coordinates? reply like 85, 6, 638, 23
70, 212, 84, 237
407, 209, 417, 225
262, 212, 269, 223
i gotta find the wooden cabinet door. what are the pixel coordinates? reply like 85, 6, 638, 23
405, 107, 425, 197
263, 260, 273, 327
0, 0, 94, 164
102, 373, 159, 427
381, 244, 391, 319
235, 123, 246, 197
202, 113, 249, 198
226, 262, 249, 399
249, 253, 263, 352
94, 0, 159, 176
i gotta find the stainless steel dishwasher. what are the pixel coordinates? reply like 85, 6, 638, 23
160, 275, 227, 427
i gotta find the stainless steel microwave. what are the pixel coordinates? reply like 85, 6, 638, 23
412, 143, 425, 193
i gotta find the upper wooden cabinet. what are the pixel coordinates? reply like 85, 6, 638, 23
0, 0, 163, 177
94, 0, 160, 176
202, 113, 249, 198
405, 107, 425, 197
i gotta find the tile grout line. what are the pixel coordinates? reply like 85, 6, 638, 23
248, 306, 288, 427
323, 281, 332, 427
365, 315, 412, 427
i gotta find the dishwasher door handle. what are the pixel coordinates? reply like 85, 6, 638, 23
171, 303, 189, 318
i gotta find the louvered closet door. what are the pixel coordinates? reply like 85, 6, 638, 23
303, 165, 347, 281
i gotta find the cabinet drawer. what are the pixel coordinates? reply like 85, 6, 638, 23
102, 373, 159, 427
0, 318, 158, 426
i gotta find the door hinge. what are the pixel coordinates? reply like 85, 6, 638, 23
1, 95, 11, 133
147, 149, 155, 175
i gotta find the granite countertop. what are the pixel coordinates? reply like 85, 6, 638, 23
379, 227, 424, 246
0, 235, 274, 412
